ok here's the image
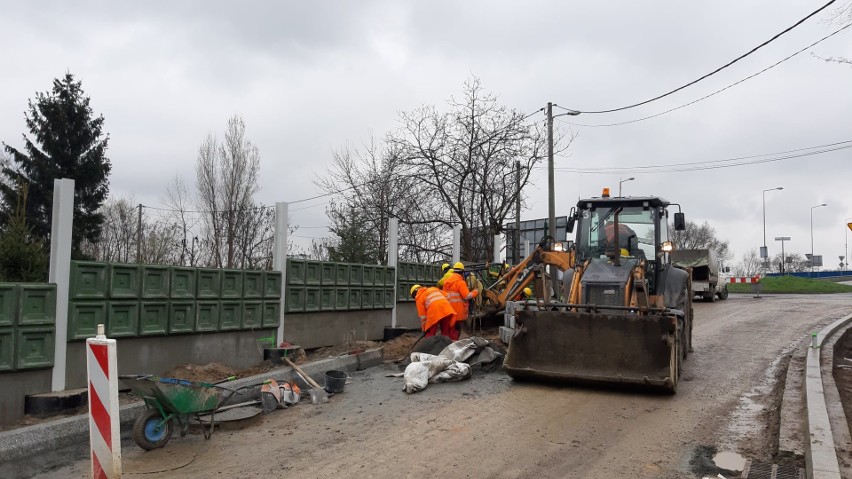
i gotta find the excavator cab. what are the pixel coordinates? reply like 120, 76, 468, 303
504, 195, 693, 393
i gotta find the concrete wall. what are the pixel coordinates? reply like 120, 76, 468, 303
0, 369, 51, 429
281, 303, 420, 349
64, 329, 276, 389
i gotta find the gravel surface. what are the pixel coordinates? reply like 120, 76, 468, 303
20, 293, 852, 479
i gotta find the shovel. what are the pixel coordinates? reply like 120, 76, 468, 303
283, 358, 328, 404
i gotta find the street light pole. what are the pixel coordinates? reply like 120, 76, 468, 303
619, 177, 635, 197
810, 203, 827, 274
547, 102, 555, 242
761, 187, 782, 259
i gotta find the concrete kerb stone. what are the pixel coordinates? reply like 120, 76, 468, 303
804, 313, 852, 479
0, 347, 383, 463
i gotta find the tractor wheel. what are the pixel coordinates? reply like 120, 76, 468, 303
132, 409, 173, 450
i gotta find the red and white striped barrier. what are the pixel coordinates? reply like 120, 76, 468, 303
730, 276, 761, 284
86, 324, 121, 478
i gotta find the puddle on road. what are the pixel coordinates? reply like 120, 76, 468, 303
712, 451, 746, 471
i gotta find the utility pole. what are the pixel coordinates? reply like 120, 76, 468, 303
515, 160, 521, 264
136, 203, 143, 263
547, 102, 555, 241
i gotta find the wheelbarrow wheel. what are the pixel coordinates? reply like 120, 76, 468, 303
132, 409, 173, 450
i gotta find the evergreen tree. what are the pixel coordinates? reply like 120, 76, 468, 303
0, 182, 48, 282
1, 72, 111, 258
326, 202, 382, 264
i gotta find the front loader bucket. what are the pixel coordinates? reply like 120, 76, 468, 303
504, 309, 680, 392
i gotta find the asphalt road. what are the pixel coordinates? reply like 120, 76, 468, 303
27, 293, 852, 479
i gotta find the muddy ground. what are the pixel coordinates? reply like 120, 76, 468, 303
9, 293, 852, 478
833, 328, 852, 448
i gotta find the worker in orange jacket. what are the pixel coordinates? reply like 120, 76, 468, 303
442, 262, 478, 340
411, 284, 457, 338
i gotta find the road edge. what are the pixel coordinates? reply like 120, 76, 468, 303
804, 313, 852, 479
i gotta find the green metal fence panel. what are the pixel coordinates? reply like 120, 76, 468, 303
107, 302, 138, 337
397, 283, 409, 302
361, 289, 375, 309
334, 288, 349, 310
139, 302, 168, 335
349, 288, 362, 310
384, 267, 396, 286
171, 268, 195, 299
109, 264, 140, 299
0, 284, 15, 327
305, 261, 321, 286
219, 301, 241, 330
285, 287, 305, 313
243, 271, 263, 299
0, 329, 13, 371
196, 301, 219, 331
305, 287, 321, 312
320, 263, 335, 286
71, 261, 108, 300
242, 301, 262, 329
349, 265, 363, 286
196, 269, 221, 298
16, 327, 54, 369
362, 266, 375, 287
286, 259, 305, 285
69, 302, 106, 340
141, 266, 170, 299
18, 285, 55, 326
169, 302, 196, 334
320, 288, 334, 311
335, 263, 350, 286
383, 288, 395, 308
264, 271, 282, 299
221, 270, 243, 299
261, 301, 280, 328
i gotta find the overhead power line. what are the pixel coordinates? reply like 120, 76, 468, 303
537, 139, 852, 174
557, 0, 838, 115
561, 23, 852, 128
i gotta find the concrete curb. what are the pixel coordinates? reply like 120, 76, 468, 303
804, 313, 852, 479
0, 348, 383, 463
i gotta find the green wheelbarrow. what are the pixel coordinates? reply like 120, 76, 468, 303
120, 374, 269, 450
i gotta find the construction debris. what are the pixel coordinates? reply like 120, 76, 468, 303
395, 337, 504, 394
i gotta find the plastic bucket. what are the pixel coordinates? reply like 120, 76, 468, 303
324, 370, 349, 393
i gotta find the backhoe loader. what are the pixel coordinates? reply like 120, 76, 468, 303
503, 192, 693, 393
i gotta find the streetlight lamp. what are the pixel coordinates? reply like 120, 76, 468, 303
761, 187, 783, 259
810, 203, 827, 274
619, 177, 635, 197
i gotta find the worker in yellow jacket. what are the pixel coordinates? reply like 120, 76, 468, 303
437, 262, 453, 288
411, 284, 457, 338
442, 262, 478, 340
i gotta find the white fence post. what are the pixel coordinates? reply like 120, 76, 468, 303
87, 324, 121, 478
388, 218, 399, 328
49, 178, 74, 392
273, 202, 289, 345
493, 234, 501, 264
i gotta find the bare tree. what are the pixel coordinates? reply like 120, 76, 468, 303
388, 77, 572, 261
195, 115, 262, 268
735, 249, 762, 277
670, 220, 731, 261
80, 195, 138, 262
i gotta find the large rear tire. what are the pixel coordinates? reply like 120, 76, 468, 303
703, 286, 716, 302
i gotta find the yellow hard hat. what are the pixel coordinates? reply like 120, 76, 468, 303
523, 287, 533, 297
441, 263, 450, 272
453, 262, 464, 271
410, 284, 422, 298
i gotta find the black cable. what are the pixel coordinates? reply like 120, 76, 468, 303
547, 142, 852, 174
562, 23, 852, 127
559, 0, 838, 114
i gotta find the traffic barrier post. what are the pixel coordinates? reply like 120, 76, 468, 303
86, 324, 121, 478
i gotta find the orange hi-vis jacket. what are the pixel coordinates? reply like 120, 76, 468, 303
442, 272, 478, 325
415, 287, 456, 332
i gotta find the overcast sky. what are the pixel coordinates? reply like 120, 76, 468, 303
2, 1, 851, 266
